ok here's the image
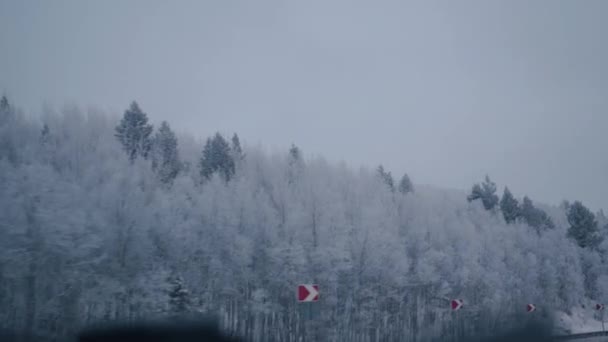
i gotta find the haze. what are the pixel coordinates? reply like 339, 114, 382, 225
1, 0, 607, 211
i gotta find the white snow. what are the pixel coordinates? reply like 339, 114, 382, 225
556, 308, 606, 334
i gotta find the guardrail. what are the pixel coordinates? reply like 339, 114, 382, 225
553, 331, 608, 340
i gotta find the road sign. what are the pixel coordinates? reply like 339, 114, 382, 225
596, 304, 605, 311
297, 284, 319, 302
451, 299, 463, 311
527, 304, 536, 312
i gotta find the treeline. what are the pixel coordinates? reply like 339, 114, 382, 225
466, 175, 604, 250
0, 97, 607, 342
113, 101, 244, 184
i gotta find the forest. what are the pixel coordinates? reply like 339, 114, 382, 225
0, 97, 607, 342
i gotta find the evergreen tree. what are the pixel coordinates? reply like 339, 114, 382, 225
167, 276, 192, 316
230, 133, 245, 177
567, 201, 602, 249
0, 95, 9, 112
199, 132, 235, 182
200, 138, 214, 180
289, 144, 301, 163
596, 210, 607, 232
377, 165, 395, 193
386, 171, 395, 193
40, 124, 51, 146
467, 175, 499, 210
499, 187, 520, 224
39, 124, 56, 165
151, 121, 180, 184
0, 95, 12, 123
0, 95, 17, 163
115, 101, 153, 162
231, 133, 244, 161
520, 196, 534, 221
543, 211, 555, 229
521, 196, 554, 231
287, 144, 304, 185
398, 172, 414, 194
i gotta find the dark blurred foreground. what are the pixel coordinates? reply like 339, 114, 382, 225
0, 317, 240, 342
0, 319, 565, 342
77, 319, 242, 342
468, 321, 555, 342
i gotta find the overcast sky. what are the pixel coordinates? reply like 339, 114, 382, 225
1, 0, 607, 211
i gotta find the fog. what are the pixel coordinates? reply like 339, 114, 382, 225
1, 0, 607, 211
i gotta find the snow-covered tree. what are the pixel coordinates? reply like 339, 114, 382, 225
287, 143, 304, 185
199, 132, 235, 182
167, 275, 193, 316
0, 97, 32, 165
521, 196, 554, 232
377, 165, 395, 193
115, 101, 153, 162
39, 123, 58, 166
231, 133, 244, 161
230, 133, 245, 177
0, 101, 603, 342
40, 124, 50, 144
288, 143, 301, 165
398, 172, 414, 194
467, 175, 499, 211
500, 187, 520, 224
151, 121, 180, 184
567, 201, 602, 249
0, 95, 12, 125
0, 95, 9, 114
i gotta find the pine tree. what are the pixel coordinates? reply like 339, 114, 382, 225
167, 276, 192, 316
567, 201, 602, 249
0, 95, 11, 123
377, 165, 395, 193
199, 132, 235, 182
115, 101, 154, 162
398, 172, 414, 194
39, 124, 56, 165
151, 121, 180, 184
520, 196, 534, 222
521, 196, 554, 232
289, 144, 301, 163
200, 138, 214, 180
467, 175, 499, 210
40, 124, 51, 146
543, 212, 555, 229
0, 96, 9, 112
499, 187, 519, 224
231, 133, 244, 161
287, 144, 304, 185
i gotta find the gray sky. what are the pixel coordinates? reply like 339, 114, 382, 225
1, 0, 607, 211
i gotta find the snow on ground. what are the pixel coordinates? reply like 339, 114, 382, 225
556, 307, 606, 334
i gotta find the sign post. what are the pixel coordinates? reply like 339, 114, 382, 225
297, 284, 319, 340
297, 284, 319, 320
597, 304, 605, 332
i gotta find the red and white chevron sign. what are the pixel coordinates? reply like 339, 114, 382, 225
527, 304, 536, 312
451, 299, 463, 311
596, 304, 605, 311
297, 284, 319, 302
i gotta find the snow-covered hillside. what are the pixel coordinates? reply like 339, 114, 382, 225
556, 308, 606, 334
0, 100, 607, 341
